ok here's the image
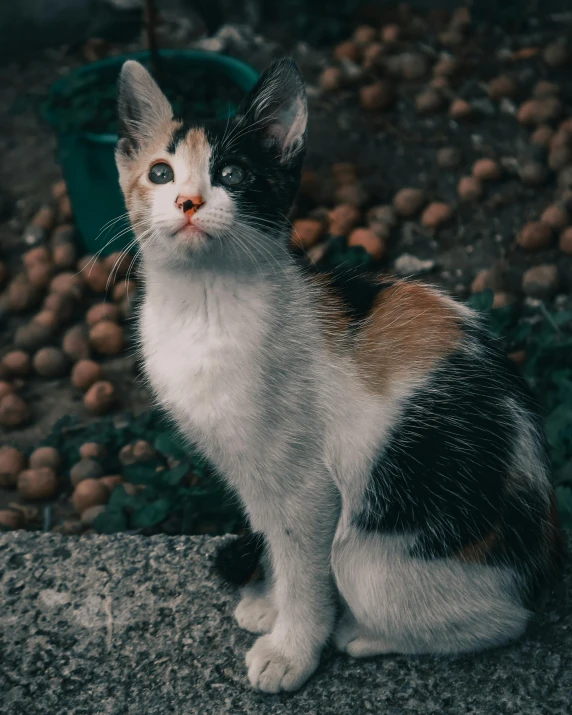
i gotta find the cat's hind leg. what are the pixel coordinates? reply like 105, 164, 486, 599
334, 607, 397, 657
332, 529, 531, 656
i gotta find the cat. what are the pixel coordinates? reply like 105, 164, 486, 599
115, 57, 562, 694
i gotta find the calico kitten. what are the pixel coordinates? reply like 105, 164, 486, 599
115, 58, 562, 693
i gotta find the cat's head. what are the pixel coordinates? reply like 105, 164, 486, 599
115, 57, 307, 270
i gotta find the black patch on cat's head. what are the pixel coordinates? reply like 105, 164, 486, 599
207, 58, 308, 231
161, 59, 308, 235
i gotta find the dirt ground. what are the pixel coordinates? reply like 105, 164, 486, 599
1, 7, 572, 528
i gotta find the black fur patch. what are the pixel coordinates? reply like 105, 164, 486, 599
213, 532, 265, 587
299, 261, 394, 331
166, 123, 188, 153
163, 59, 307, 239
354, 324, 550, 571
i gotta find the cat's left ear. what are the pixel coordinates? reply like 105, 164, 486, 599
116, 60, 172, 159
236, 58, 308, 164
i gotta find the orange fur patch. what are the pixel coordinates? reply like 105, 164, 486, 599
356, 281, 462, 393
456, 529, 499, 564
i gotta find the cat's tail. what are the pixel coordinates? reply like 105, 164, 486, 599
213, 532, 265, 586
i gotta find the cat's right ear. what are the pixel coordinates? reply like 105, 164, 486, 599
116, 60, 172, 159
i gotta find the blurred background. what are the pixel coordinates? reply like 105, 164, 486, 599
1, 1, 572, 537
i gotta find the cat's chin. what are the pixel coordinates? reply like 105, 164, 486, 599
174, 223, 207, 241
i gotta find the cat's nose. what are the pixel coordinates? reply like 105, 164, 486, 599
176, 195, 205, 215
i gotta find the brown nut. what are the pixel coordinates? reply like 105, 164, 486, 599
0, 393, 30, 428
53, 243, 77, 270
71, 360, 102, 391
291, 220, 324, 250
0, 446, 26, 488
23, 246, 50, 269
517, 98, 562, 126
14, 322, 52, 352
540, 204, 569, 231
29, 446, 61, 471
84, 381, 115, 414
393, 188, 426, 217
86, 303, 120, 326
62, 325, 91, 362
347, 228, 386, 261
449, 98, 472, 120
72, 478, 109, 513
50, 272, 83, 299
420, 202, 453, 229
79, 442, 107, 460
8, 278, 39, 312
516, 222, 552, 251
1, 351, 31, 377
0, 509, 25, 530
33, 347, 69, 378
472, 159, 502, 181
70, 459, 104, 487
458, 176, 483, 201
319, 67, 342, 92
522, 264, 559, 299
328, 204, 361, 236
89, 321, 124, 355
359, 81, 394, 111
17, 467, 58, 500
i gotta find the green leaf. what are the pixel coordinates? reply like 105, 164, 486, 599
122, 463, 160, 485
162, 462, 190, 486
556, 460, 572, 487
545, 404, 571, 449
552, 311, 572, 327
93, 509, 127, 534
466, 289, 494, 313
555, 486, 572, 529
130, 498, 172, 528
153, 431, 190, 461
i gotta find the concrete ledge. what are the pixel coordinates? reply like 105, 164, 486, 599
0, 532, 570, 715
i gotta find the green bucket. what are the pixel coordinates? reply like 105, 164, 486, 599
43, 50, 259, 256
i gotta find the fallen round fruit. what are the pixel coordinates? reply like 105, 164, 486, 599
0, 393, 30, 427
0, 446, 26, 488
84, 381, 115, 414
71, 360, 103, 390
70, 459, 104, 487
72, 478, 109, 514
17, 467, 59, 500
516, 222, 553, 251
29, 446, 61, 471
89, 321, 124, 355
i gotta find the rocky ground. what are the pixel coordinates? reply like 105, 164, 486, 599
1, 6, 572, 534
1, 531, 570, 714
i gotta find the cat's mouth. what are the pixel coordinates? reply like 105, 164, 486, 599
173, 220, 208, 241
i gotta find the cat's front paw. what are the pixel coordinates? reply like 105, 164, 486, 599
245, 634, 319, 693
234, 593, 277, 634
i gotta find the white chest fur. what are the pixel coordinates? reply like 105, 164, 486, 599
140, 268, 272, 468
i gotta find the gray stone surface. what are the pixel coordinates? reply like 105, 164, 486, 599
0, 532, 570, 715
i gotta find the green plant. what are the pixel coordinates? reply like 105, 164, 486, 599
468, 290, 572, 528
45, 410, 244, 535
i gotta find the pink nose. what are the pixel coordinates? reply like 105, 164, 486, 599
176, 195, 205, 215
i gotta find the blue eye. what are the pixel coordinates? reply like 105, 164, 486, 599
149, 162, 174, 184
219, 164, 246, 186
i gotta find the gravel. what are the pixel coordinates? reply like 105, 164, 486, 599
0, 531, 570, 715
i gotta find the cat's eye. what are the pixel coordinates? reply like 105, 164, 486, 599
219, 164, 246, 187
149, 162, 174, 184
